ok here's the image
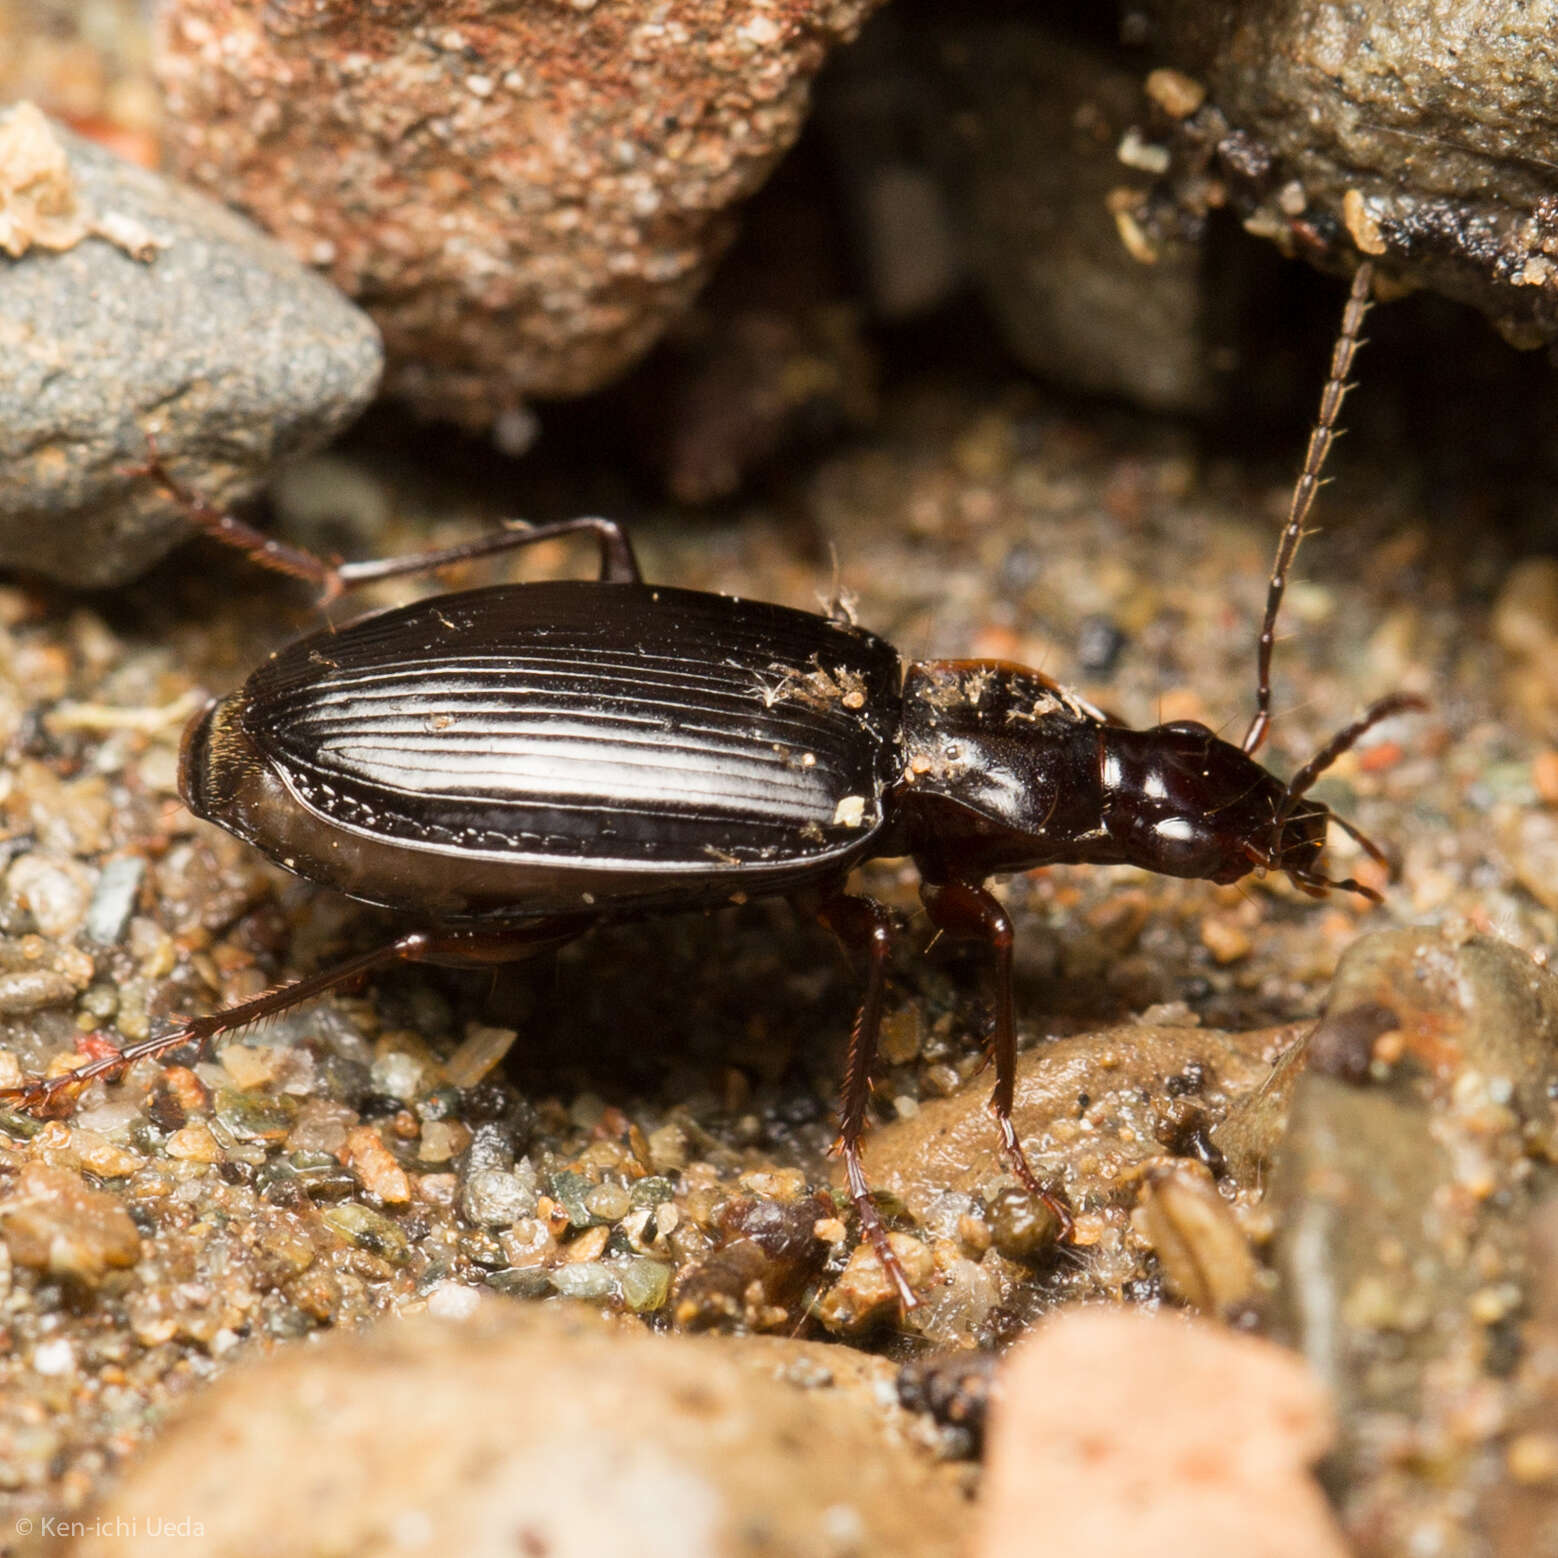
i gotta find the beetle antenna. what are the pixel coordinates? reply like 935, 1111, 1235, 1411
1278, 692, 1426, 819
1264, 691, 1425, 901
1243, 260, 1375, 756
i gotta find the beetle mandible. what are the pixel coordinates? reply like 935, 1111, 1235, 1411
4, 261, 1417, 1308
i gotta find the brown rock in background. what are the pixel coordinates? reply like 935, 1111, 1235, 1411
155, 0, 885, 427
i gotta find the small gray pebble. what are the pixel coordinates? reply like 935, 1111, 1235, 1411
82, 855, 145, 945
461, 1166, 538, 1229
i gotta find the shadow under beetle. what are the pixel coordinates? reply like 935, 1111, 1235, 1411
4, 261, 1419, 1308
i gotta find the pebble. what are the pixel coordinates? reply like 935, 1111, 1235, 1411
0, 1162, 142, 1284
164, 1122, 223, 1164
416, 1119, 469, 1164
212, 1087, 295, 1144
424, 1281, 483, 1322
1132, 1162, 1260, 1315
672, 1194, 832, 1331
320, 1203, 411, 1268
217, 1045, 288, 1092
71, 1305, 966, 1558
31, 1336, 76, 1377
64, 1127, 143, 1180
0, 967, 83, 1014
5, 851, 95, 940
549, 1262, 617, 1301
0, 107, 381, 585
980, 1309, 1347, 1558
816, 1233, 936, 1336
461, 1165, 538, 1229
619, 1257, 673, 1314
984, 1186, 1064, 1264
81, 855, 146, 946
341, 1124, 411, 1206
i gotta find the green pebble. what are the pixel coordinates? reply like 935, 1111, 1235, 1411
322, 1203, 411, 1266
547, 1169, 597, 1227
628, 1175, 675, 1208
0, 1106, 45, 1140
486, 1267, 552, 1299
619, 1258, 672, 1313
213, 1087, 296, 1143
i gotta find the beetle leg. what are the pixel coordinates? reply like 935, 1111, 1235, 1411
918, 880, 1075, 1243
335, 516, 643, 591
124, 437, 347, 597
126, 439, 643, 598
0, 932, 439, 1114
815, 891, 919, 1311
0, 920, 594, 1116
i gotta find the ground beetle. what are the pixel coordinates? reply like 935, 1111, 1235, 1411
5, 262, 1417, 1307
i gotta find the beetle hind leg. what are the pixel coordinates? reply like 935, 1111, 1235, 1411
125, 436, 645, 599
0, 919, 594, 1116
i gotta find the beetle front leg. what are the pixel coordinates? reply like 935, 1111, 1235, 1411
919, 879, 1075, 1243
814, 891, 919, 1311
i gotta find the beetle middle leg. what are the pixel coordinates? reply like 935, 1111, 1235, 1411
814, 890, 920, 1311
919, 879, 1075, 1243
126, 442, 643, 598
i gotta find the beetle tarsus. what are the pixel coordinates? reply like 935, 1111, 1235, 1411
124, 433, 646, 598
125, 437, 346, 597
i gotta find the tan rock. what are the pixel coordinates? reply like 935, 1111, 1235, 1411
0, 1161, 142, 1283
76, 1301, 968, 1558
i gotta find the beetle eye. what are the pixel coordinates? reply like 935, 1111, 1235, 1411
1160, 719, 1213, 738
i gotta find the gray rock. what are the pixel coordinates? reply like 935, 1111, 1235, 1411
0, 107, 381, 586
1262, 928, 1558, 1556
1137, 0, 1558, 348
934, 27, 1212, 413
822, 20, 1212, 413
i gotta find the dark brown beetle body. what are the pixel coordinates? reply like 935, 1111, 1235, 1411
181, 592, 1330, 926
4, 261, 1416, 1308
